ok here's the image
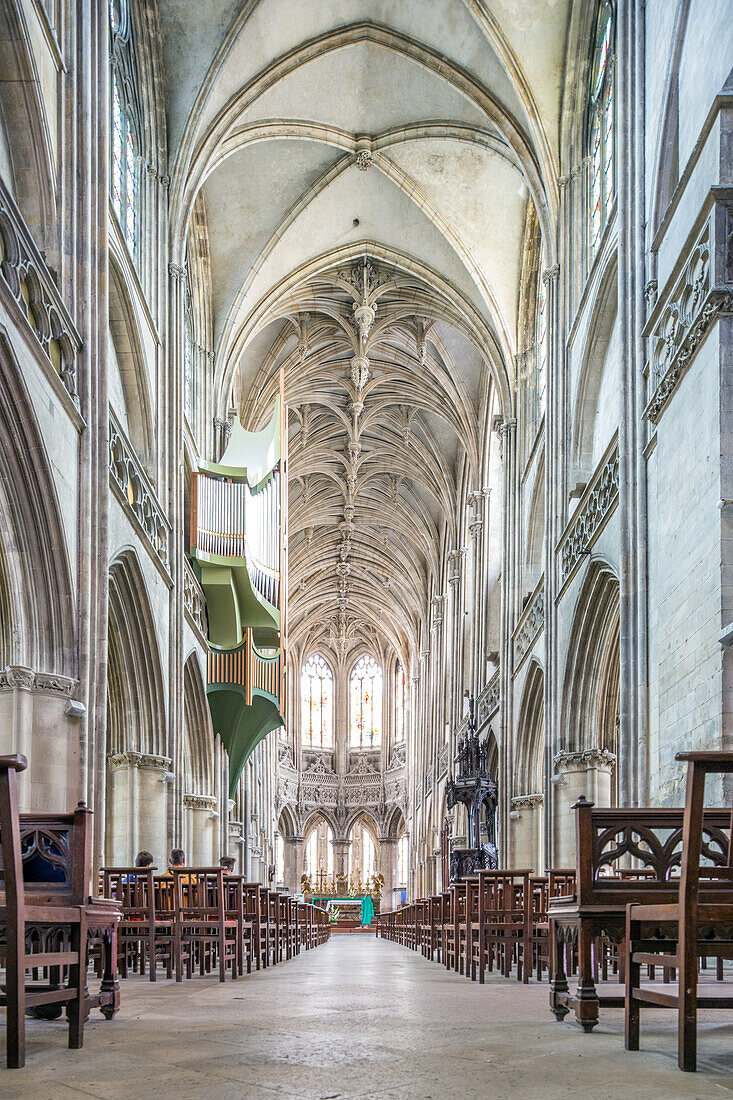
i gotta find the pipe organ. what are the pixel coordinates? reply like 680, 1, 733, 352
189, 387, 287, 795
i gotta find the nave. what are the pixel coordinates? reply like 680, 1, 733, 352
5, 935, 733, 1100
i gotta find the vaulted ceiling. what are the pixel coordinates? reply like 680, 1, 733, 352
165, 0, 569, 664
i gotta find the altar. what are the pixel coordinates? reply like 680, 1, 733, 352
311, 895, 375, 926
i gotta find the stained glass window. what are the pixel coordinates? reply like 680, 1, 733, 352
184, 314, 195, 422
536, 259, 548, 419
350, 654, 382, 748
398, 834, 408, 885
301, 654, 333, 748
588, 3, 615, 262
395, 664, 406, 743
110, 0, 139, 262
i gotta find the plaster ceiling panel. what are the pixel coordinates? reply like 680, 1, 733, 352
385, 139, 527, 342
233, 43, 493, 135
236, 165, 494, 342
476, 0, 571, 160
158, 0, 242, 156
202, 139, 339, 345
163, 0, 536, 161
431, 321, 486, 406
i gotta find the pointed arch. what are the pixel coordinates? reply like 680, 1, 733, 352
561, 559, 620, 764
515, 660, 545, 794
0, 328, 75, 674
182, 651, 215, 796
0, 2, 56, 250
108, 253, 155, 464
107, 549, 166, 757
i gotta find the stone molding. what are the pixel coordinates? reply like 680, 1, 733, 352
643, 206, 733, 424
108, 751, 172, 772
183, 557, 207, 641
513, 577, 545, 671
0, 666, 78, 697
554, 748, 616, 774
557, 434, 619, 593
182, 793, 218, 810
0, 176, 81, 403
109, 410, 171, 576
510, 793, 544, 811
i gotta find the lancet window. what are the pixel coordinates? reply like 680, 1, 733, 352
350, 654, 382, 748
301, 654, 333, 749
395, 664, 406, 743
588, 2, 615, 261
110, 0, 140, 261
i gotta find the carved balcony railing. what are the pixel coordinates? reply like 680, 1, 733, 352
513, 576, 545, 672
183, 556, 208, 641
556, 432, 619, 594
109, 410, 170, 575
0, 176, 81, 403
479, 668, 501, 723
644, 201, 733, 425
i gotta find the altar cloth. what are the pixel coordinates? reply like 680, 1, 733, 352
312, 896, 375, 925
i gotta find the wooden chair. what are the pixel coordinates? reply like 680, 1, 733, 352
625, 751, 733, 1071
549, 801, 733, 1032
175, 870, 238, 982
0, 754, 120, 1068
103, 868, 173, 981
243, 883, 267, 969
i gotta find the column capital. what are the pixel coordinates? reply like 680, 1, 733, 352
168, 262, 186, 280
542, 264, 560, 285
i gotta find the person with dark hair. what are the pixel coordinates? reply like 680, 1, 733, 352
219, 855, 235, 874
134, 850, 154, 868
162, 848, 192, 882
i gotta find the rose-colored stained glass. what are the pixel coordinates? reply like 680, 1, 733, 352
301, 653, 333, 748
350, 654, 382, 748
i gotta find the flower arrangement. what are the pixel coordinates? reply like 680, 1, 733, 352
328, 907, 341, 924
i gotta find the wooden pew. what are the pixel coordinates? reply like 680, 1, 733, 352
625, 751, 733, 1071
103, 868, 174, 980
549, 799, 732, 1032
0, 755, 120, 1068
174, 870, 239, 982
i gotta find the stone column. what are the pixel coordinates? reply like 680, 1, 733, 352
183, 793, 219, 865
379, 835, 398, 904
553, 750, 616, 867
447, 549, 466, 734
106, 751, 171, 867
509, 794, 544, 872
283, 835, 303, 895
168, 262, 187, 856
467, 490, 485, 698
497, 419, 517, 862
332, 838, 350, 891
228, 817, 245, 874
617, 0, 646, 806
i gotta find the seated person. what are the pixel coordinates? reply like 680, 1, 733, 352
162, 848, 193, 883
220, 855, 236, 875
135, 850, 154, 868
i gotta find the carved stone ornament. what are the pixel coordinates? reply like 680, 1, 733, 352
109, 410, 170, 571
510, 793, 544, 811
108, 751, 172, 772
514, 579, 545, 669
355, 149, 373, 172
0, 176, 81, 402
0, 666, 78, 697
644, 214, 733, 424
182, 793, 219, 810
553, 748, 616, 774
557, 436, 619, 590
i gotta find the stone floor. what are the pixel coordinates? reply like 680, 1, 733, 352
3, 936, 733, 1099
